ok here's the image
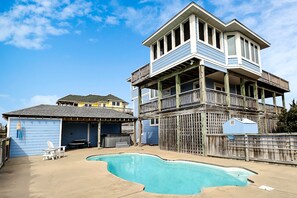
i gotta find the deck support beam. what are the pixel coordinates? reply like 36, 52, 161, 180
273, 92, 277, 113
282, 94, 286, 108
137, 87, 143, 146
224, 72, 231, 107
254, 81, 259, 110
133, 120, 137, 146
240, 78, 246, 109
138, 119, 143, 147
199, 65, 206, 104
175, 74, 181, 109
261, 88, 267, 133
158, 80, 163, 111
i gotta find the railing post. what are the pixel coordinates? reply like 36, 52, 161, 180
158, 81, 163, 111
261, 88, 267, 133
244, 134, 249, 161
199, 65, 206, 104
224, 72, 230, 107
240, 78, 246, 108
175, 74, 181, 109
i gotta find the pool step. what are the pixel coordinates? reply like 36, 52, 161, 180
115, 142, 129, 148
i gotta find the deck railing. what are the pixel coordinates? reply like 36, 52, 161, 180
131, 64, 150, 85
260, 70, 290, 91
180, 88, 200, 106
246, 96, 257, 110
230, 93, 244, 108
161, 95, 176, 110
140, 100, 158, 113
206, 88, 227, 106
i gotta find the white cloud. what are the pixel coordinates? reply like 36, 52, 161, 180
23, 95, 59, 107
88, 38, 98, 43
0, 0, 93, 49
105, 16, 119, 25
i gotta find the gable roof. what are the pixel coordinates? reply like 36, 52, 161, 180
2, 105, 136, 121
143, 2, 270, 49
57, 94, 128, 104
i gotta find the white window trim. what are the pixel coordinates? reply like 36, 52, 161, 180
214, 82, 224, 91
149, 89, 158, 100
150, 118, 159, 126
239, 33, 261, 66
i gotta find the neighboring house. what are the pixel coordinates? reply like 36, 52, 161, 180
129, 2, 290, 154
57, 94, 132, 114
3, 105, 136, 157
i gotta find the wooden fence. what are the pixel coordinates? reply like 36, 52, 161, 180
0, 138, 10, 169
207, 134, 297, 165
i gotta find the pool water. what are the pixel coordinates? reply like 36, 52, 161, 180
87, 153, 254, 195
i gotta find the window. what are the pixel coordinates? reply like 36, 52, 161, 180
150, 89, 158, 99
245, 40, 250, 59
174, 27, 181, 47
214, 83, 224, 91
84, 104, 91, 107
227, 35, 236, 55
199, 21, 205, 41
153, 43, 157, 60
112, 101, 120, 106
183, 20, 190, 41
255, 46, 259, 63
251, 43, 255, 62
159, 39, 164, 56
208, 26, 213, 45
166, 33, 172, 52
150, 118, 159, 126
215, 30, 221, 49
162, 89, 171, 97
240, 37, 245, 58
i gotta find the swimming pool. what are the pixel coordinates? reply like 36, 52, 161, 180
87, 153, 254, 195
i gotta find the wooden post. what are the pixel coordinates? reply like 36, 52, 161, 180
158, 80, 163, 111
201, 112, 207, 156
133, 120, 137, 146
176, 115, 180, 152
199, 65, 206, 104
254, 81, 259, 110
175, 74, 181, 108
87, 123, 90, 146
138, 119, 143, 147
97, 121, 101, 148
244, 134, 249, 161
273, 92, 277, 113
282, 94, 286, 108
138, 87, 142, 116
224, 72, 230, 107
240, 78, 246, 108
261, 88, 267, 134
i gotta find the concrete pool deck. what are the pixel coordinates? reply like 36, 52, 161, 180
0, 146, 297, 198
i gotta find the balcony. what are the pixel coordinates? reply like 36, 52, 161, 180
131, 64, 150, 85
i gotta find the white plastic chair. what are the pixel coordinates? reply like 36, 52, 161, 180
47, 141, 66, 159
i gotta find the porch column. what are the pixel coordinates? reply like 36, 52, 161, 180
254, 81, 259, 110
224, 72, 231, 107
133, 120, 137, 146
199, 65, 206, 104
97, 121, 101, 148
138, 119, 143, 147
175, 74, 181, 108
282, 94, 286, 108
87, 123, 90, 147
240, 78, 246, 108
158, 80, 163, 111
273, 92, 277, 113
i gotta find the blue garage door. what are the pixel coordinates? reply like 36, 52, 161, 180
9, 118, 61, 157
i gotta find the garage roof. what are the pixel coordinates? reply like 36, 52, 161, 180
2, 105, 137, 122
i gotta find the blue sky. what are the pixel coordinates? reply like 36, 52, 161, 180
0, 0, 297, 125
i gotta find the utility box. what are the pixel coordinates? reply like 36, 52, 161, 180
223, 118, 258, 134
